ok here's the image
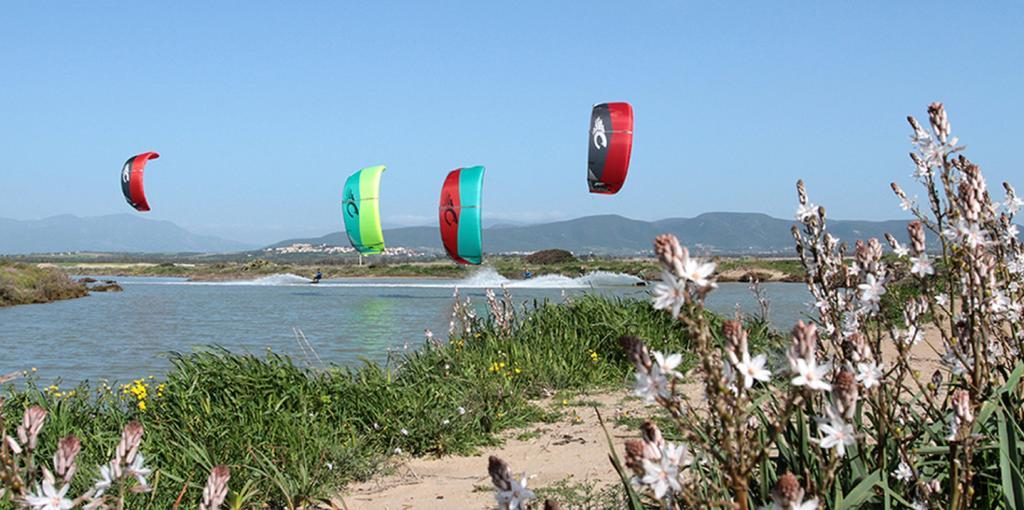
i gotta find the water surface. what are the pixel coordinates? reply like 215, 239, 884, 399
0, 270, 811, 384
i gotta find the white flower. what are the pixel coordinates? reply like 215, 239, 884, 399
681, 257, 716, 289
662, 442, 691, 468
909, 254, 934, 277
935, 293, 949, 306
899, 197, 915, 211
959, 222, 988, 248
442, 419, 450, 426
24, 479, 72, 510
126, 452, 152, 489
912, 160, 932, 179
457, 406, 466, 415
326, 461, 334, 471
1005, 195, 1023, 214
796, 203, 818, 221
495, 474, 535, 510
1007, 223, 1020, 239
634, 366, 669, 404
991, 291, 1013, 314
855, 362, 883, 389
857, 273, 887, 307
641, 455, 681, 499
892, 461, 913, 482
816, 416, 856, 457
653, 351, 684, 379
733, 350, 772, 389
394, 447, 402, 455
651, 271, 687, 317
898, 326, 924, 346
941, 348, 968, 376
910, 501, 928, 510
93, 463, 114, 497
791, 359, 832, 392
893, 242, 909, 258
400, 428, 409, 436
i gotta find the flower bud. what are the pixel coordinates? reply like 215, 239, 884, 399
908, 221, 927, 256
772, 472, 806, 509
928, 102, 950, 144
833, 370, 858, 420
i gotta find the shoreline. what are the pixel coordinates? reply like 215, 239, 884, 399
40, 258, 803, 284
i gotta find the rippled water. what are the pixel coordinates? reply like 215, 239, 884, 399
0, 269, 811, 384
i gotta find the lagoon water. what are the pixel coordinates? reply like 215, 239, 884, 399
0, 269, 811, 385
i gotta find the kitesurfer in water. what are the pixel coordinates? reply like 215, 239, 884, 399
313, 270, 323, 284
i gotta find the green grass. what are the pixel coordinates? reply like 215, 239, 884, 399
1, 294, 756, 508
0, 262, 88, 307
534, 478, 627, 509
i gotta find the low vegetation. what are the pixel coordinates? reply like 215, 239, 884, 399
1, 292, 767, 508
0, 262, 87, 307
512, 103, 1022, 510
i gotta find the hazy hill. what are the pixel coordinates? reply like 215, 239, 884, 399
0, 214, 254, 254
268, 212, 945, 255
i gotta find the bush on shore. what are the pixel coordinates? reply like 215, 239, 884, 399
0, 262, 88, 307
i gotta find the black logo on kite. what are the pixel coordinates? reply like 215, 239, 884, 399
344, 190, 359, 218
592, 117, 607, 150
442, 195, 458, 226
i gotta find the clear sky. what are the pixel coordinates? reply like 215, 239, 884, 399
2, 2, 1021, 244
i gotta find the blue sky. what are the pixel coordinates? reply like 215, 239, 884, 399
1, 2, 1021, 244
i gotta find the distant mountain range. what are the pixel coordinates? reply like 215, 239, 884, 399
0, 214, 253, 254
269, 212, 958, 255
6, 212, 1012, 256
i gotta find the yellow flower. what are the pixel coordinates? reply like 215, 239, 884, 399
137, 400, 146, 411
589, 349, 599, 363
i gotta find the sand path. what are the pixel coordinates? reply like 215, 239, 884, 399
342, 390, 650, 510
342, 328, 944, 509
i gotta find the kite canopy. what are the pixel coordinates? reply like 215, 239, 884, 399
439, 166, 484, 265
120, 152, 160, 212
587, 102, 634, 194
343, 165, 386, 254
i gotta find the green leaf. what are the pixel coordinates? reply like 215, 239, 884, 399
998, 397, 1024, 510
595, 407, 644, 510
835, 469, 881, 510
877, 482, 917, 508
